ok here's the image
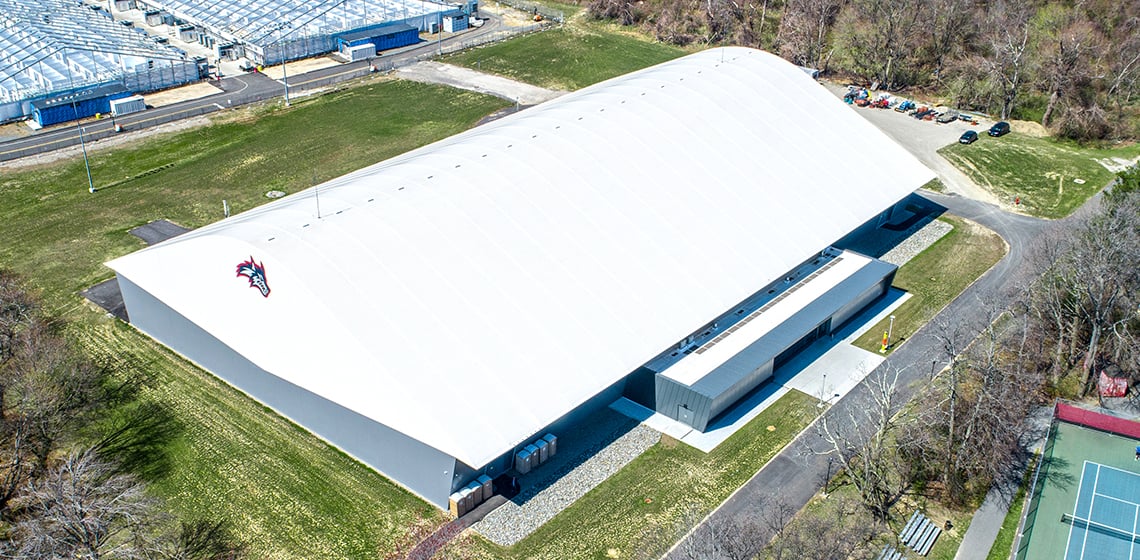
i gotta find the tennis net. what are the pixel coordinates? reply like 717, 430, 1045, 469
1062, 513, 1140, 543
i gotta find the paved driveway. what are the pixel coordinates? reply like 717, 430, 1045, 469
823, 85, 1004, 206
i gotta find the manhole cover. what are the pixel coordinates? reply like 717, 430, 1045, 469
266, 190, 286, 198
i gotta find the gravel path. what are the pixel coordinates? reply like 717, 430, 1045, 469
471, 421, 661, 546
879, 218, 954, 266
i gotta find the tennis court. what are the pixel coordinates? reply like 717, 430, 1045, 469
1063, 461, 1140, 559
1016, 403, 1140, 560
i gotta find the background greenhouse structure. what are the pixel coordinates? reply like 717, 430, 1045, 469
120, 0, 466, 65
0, 0, 204, 122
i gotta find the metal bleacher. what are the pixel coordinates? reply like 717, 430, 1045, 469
898, 510, 943, 556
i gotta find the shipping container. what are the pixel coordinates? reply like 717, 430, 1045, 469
31, 84, 131, 127
110, 95, 146, 116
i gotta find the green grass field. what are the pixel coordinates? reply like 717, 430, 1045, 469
0, 79, 508, 558
938, 134, 1140, 219
445, 23, 687, 91
853, 216, 1007, 354
442, 389, 818, 559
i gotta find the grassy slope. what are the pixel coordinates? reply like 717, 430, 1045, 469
0, 79, 508, 559
445, 390, 818, 559
445, 22, 687, 91
1, 80, 506, 312
938, 134, 1140, 219
854, 216, 1007, 354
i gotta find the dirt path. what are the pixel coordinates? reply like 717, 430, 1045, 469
396, 61, 566, 105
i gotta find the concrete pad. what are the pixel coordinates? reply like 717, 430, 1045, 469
82, 277, 128, 321
261, 57, 343, 80
129, 219, 190, 246
396, 61, 566, 105
611, 288, 912, 453
144, 82, 225, 108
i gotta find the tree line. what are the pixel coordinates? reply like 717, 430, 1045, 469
586, 0, 1140, 141
0, 272, 245, 560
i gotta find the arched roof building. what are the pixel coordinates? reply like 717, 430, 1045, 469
108, 47, 933, 508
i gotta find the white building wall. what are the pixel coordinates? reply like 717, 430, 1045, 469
115, 275, 459, 508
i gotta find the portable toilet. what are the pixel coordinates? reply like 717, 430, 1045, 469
534, 438, 549, 464
514, 448, 532, 474
478, 475, 493, 498
543, 433, 557, 456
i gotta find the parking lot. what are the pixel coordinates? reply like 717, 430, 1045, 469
824, 83, 1003, 206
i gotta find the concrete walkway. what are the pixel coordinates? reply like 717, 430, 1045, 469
396, 61, 566, 105
954, 408, 1053, 560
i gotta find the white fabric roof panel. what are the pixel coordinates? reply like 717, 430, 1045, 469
107, 47, 934, 468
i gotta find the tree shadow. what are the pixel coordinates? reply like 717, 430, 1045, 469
87, 367, 185, 482
92, 400, 184, 482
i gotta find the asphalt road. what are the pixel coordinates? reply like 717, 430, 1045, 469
665, 191, 1063, 558
0, 14, 511, 163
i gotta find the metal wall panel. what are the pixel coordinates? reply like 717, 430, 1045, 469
116, 275, 458, 508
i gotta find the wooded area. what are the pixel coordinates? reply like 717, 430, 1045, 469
586, 0, 1140, 140
0, 273, 245, 559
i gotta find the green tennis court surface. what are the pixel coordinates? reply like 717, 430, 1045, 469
1018, 421, 1140, 560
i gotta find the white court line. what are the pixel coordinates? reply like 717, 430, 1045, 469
1066, 461, 1092, 559
1092, 492, 1140, 510
1080, 463, 1103, 560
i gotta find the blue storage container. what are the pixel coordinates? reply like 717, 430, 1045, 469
31, 84, 131, 127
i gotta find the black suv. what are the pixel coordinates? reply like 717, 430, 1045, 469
988, 121, 1011, 137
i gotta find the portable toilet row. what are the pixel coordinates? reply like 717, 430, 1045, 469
448, 474, 494, 517
514, 433, 558, 475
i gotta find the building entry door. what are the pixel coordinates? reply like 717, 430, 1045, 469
678, 405, 694, 426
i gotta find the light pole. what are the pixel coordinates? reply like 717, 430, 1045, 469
818, 373, 828, 408
72, 102, 95, 193
887, 314, 896, 348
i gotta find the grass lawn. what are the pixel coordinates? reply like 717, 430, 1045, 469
938, 134, 1140, 219
0, 78, 509, 559
854, 216, 1007, 354
0, 79, 507, 313
444, 390, 819, 559
445, 22, 687, 91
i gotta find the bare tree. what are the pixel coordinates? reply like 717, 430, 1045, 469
1033, 5, 1103, 131
763, 494, 881, 560
982, 0, 1034, 119
815, 365, 911, 520
0, 271, 36, 366
675, 506, 770, 560
11, 449, 157, 560
776, 0, 842, 70
833, 0, 925, 89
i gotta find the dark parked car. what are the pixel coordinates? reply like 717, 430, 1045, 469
959, 130, 978, 144
988, 121, 1011, 137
